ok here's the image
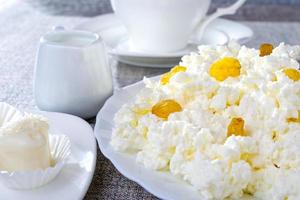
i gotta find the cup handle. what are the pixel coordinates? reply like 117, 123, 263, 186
195, 0, 247, 43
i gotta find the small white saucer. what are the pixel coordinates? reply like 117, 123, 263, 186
1, 111, 96, 200
75, 13, 253, 68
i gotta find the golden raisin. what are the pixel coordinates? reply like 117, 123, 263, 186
287, 111, 300, 123
227, 117, 246, 137
152, 99, 182, 119
209, 57, 241, 81
160, 65, 186, 85
272, 131, 278, 141
259, 43, 273, 56
283, 68, 300, 81
171, 65, 187, 73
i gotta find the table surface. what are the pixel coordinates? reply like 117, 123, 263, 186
1, 1, 300, 199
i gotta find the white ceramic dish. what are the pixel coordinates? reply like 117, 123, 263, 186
1, 111, 96, 200
75, 14, 253, 67
35, 27, 113, 119
95, 76, 207, 200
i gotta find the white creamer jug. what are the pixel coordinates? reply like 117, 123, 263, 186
34, 27, 113, 119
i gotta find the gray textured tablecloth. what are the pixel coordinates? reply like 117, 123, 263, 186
1, 1, 300, 200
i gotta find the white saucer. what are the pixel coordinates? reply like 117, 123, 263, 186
1, 111, 96, 200
75, 14, 253, 67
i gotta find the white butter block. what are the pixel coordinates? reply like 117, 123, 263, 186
0, 134, 71, 189
0, 115, 51, 171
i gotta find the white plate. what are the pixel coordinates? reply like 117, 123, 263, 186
1, 111, 97, 200
95, 76, 207, 200
75, 14, 253, 67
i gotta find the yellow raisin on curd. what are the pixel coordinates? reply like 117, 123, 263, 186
287, 111, 300, 123
227, 117, 246, 137
209, 57, 241, 81
283, 68, 300, 81
151, 99, 182, 120
160, 65, 187, 85
259, 43, 273, 56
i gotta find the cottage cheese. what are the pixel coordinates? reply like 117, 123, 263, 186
111, 42, 300, 199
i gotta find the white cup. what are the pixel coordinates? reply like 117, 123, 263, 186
34, 27, 113, 119
111, 0, 246, 53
